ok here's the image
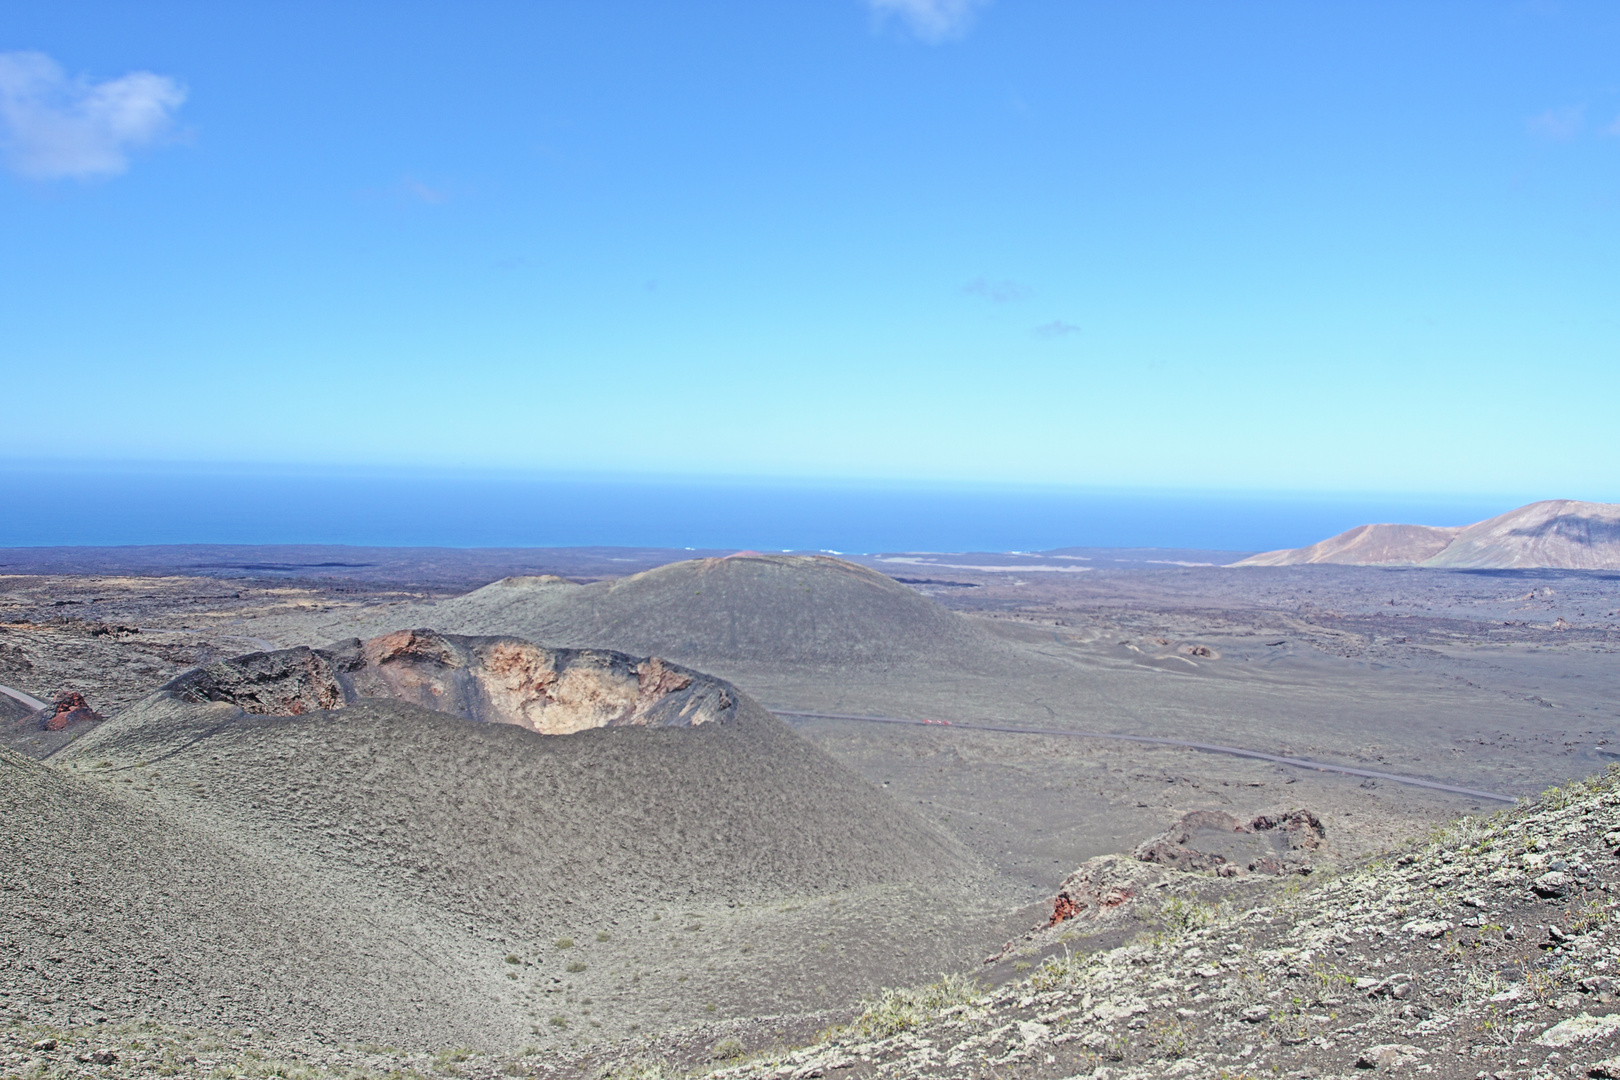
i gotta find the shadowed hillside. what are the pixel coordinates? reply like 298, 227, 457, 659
1423, 499, 1620, 569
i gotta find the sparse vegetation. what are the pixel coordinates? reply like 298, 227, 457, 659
846, 973, 981, 1039
594, 1058, 668, 1080
710, 1037, 745, 1060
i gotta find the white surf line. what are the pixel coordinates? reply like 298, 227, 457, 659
0, 683, 47, 712
770, 709, 1517, 804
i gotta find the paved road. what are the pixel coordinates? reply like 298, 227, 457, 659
770, 708, 1518, 804
0, 683, 47, 712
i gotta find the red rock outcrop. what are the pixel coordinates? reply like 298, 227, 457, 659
40, 691, 102, 732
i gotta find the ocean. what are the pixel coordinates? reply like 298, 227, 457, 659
0, 463, 1524, 555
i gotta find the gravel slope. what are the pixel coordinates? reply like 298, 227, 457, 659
14, 763, 1620, 1078
0, 742, 514, 1049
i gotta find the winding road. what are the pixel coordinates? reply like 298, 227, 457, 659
770, 708, 1519, 804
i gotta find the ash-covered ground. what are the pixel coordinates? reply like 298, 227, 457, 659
4, 544, 1620, 1076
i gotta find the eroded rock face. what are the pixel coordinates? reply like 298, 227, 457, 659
1047, 855, 1146, 928
1133, 808, 1326, 876
164, 629, 735, 733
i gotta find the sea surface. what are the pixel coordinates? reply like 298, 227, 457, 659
0, 463, 1526, 555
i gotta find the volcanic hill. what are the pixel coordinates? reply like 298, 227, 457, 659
1232, 523, 1463, 566
419, 554, 997, 668
1233, 499, 1620, 569
5, 632, 992, 1049
1424, 499, 1620, 569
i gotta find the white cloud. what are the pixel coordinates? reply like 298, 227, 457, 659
1527, 104, 1584, 141
867, 0, 991, 43
1034, 320, 1081, 339
0, 51, 186, 180
401, 177, 448, 204
963, 277, 1028, 303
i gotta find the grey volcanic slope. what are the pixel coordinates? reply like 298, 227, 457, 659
0, 744, 515, 1048
1232, 522, 1462, 566
55, 688, 970, 909
1422, 498, 1620, 569
424, 554, 996, 666
20, 638, 989, 1046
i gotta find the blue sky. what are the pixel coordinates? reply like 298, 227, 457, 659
3, 1, 1618, 499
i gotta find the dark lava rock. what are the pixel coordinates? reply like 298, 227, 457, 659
1533, 871, 1571, 898
1133, 808, 1327, 876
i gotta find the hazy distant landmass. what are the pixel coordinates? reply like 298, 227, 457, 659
1230, 523, 1462, 567
1233, 499, 1620, 569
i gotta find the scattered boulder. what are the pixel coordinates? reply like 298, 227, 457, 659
1355, 1044, 1424, 1070
1398, 919, 1451, 939
1535, 1012, 1620, 1048
1589, 1056, 1620, 1079
1533, 870, 1572, 898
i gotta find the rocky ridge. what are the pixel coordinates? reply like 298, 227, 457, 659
2, 690, 103, 758
708, 768, 1620, 1080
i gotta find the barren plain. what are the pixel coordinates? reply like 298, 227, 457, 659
4, 544, 1620, 1078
